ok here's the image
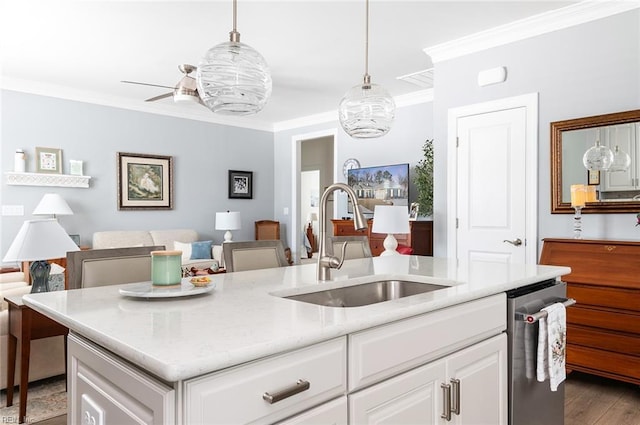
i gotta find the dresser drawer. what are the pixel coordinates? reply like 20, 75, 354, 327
567, 344, 640, 383
568, 284, 640, 312
568, 306, 640, 334
348, 294, 505, 391
568, 324, 640, 356
184, 338, 347, 425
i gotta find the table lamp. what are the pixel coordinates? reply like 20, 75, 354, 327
2, 219, 80, 293
372, 205, 410, 256
216, 211, 241, 242
307, 212, 318, 230
32, 193, 74, 219
570, 184, 586, 239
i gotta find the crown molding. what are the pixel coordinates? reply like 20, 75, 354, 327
0, 77, 274, 132
424, 1, 640, 63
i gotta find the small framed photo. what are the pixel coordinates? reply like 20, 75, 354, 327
228, 170, 253, 199
117, 152, 173, 210
35, 147, 62, 174
409, 202, 419, 221
588, 169, 600, 185
69, 159, 84, 176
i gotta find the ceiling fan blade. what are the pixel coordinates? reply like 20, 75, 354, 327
145, 92, 174, 102
121, 80, 175, 90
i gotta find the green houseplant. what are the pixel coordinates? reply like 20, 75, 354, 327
413, 139, 434, 217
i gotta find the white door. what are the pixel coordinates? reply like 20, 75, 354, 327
448, 94, 538, 264
349, 360, 445, 424
446, 334, 508, 425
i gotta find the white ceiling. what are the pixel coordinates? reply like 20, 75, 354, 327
1, 1, 581, 130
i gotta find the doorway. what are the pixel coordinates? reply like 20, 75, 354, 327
447, 93, 538, 265
292, 130, 336, 261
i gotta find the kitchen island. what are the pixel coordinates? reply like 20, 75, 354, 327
23, 256, 570, 424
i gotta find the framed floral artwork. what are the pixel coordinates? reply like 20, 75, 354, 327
117, 152, 173, 210
35, 147, 62, 174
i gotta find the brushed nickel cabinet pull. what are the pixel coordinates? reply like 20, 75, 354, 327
262, 379, 310, 404
450, 378, 461, 415
441, 383, 452, 421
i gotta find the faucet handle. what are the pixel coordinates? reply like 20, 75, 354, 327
335, 241, 348, 269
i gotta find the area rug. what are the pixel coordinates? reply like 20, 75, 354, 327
0, 376, 67, 423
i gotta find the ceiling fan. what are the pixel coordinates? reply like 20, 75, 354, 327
121, 64, 202, 105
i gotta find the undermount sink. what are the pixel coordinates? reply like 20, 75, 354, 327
284, 280, 448, 308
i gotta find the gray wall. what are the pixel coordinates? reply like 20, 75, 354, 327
1, 91, 274, 260
431, 9, 640, 258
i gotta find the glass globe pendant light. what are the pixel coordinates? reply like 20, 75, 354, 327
196, 0, 272, 115
609, 145, 631, 172
582, 139, 613, 171
339, 0, 395, 138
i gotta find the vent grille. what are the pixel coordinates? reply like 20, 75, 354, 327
397, 68, 434, 88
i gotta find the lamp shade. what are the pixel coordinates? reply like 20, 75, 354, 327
33, 193, 73, 216
307, 212, 318, 222
372, 206, 410, 234
215, 211, 241, 231
3, 219, 80, 262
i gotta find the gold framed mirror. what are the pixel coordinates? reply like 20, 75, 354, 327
551, 109, 640, 213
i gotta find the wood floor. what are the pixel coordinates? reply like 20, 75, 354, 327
33, 371, 640, 425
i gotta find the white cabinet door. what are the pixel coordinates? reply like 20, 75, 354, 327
278, 397, 347, 425
602, 123, 637, 191
445, 333, 507, 425
349, 360, 445, 425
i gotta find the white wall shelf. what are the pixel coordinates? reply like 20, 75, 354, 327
5, 172, 91, 188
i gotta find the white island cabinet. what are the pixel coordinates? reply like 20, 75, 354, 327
23, 256, 570, 425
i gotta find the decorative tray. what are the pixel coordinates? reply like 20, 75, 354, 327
119, 278, 215, 299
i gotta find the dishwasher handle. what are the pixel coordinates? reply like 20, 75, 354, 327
516, 298, 576, 324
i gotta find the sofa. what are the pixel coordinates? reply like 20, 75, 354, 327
92, 229, 223, 271
0, 271, 65, 390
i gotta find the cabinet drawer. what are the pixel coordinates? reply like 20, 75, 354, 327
568, 324, 640, 356
348, 294, 505, 391
184, 338, 347, 425
568, 344, 640, 383
568, 306, 640, 334
568, 284, 640, 312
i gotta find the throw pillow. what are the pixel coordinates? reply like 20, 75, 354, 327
173, 241, 192, 262
190, 240, 213, 260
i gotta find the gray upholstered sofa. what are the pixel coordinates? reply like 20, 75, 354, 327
92, 229, 223, 271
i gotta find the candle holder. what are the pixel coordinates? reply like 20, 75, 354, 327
573, 206, 582, 239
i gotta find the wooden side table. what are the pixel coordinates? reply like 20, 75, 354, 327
5, 295, 68, 424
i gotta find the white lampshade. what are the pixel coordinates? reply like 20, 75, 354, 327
372, 205, 410, 256
33, 193, 73, 217
3, 219, 80, 262
307, 212, 318, 223
215, 211, 241, 242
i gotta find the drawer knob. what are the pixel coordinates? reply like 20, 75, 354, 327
262, 379, 310, 404
604, 245, 617, 252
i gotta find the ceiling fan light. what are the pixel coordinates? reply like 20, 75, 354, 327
339, 81, 395, 139
196, 40, 272, 115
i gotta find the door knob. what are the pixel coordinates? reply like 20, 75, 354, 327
503, 238, 523, 246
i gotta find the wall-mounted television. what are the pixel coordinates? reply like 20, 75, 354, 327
347, 163, 410, 215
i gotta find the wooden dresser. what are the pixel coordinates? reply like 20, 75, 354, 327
539, 238, 640, 385
331, 219, 433, 257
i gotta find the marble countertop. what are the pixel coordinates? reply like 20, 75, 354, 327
23, 256, 570, 382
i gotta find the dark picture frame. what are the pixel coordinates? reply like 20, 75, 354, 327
228, 170, 253, 199
117, 152, 173, 210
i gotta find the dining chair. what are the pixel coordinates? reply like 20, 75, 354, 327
222, 240, 290, 272
66, 246, 164, 289
255, 220, 293, 265
327, 236, 373, 260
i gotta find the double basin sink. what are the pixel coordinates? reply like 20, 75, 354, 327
284, 280, 448, 308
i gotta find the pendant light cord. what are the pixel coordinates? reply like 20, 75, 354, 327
230, 0, 240, 42
364, 0, 370, 84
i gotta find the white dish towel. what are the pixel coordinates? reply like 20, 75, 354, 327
536, 302, 567, 391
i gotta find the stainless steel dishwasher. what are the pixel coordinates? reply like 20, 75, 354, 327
507, 279, 576, 425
